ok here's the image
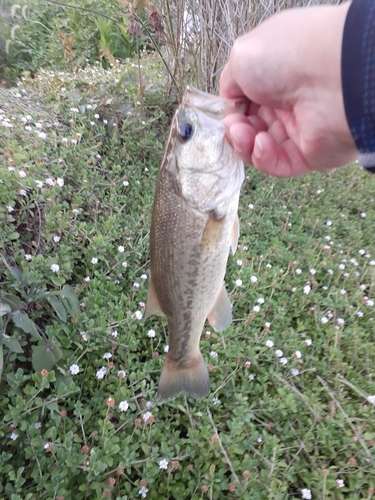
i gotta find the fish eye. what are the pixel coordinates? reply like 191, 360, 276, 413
178, 122, 194, 141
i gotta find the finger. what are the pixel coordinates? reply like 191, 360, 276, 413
257, 106, 278, 127
224, 121, 257, 164
252, 132, 311, 177
223, 113, 267, 134
267, 119, 289, 144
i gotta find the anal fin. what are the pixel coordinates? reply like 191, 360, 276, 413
207, 283, 232, 332
145, 277, 164, 319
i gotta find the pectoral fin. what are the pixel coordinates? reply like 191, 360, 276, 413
207, 283, 232, 332
230, 214, 240, 255
145, 277, 164, 318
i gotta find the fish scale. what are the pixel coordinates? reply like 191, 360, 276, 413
145, 86, 246, 400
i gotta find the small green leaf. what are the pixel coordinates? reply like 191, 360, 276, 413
60, 285, 80, 317
0, 302, 12, 317
47, 295, 67, 323
32, 344, 56, 371
12, 312, 40, 338
2, 335, 23, 353
1, 254, 22, 282
51, 276, 66, 287
1, 293, 24, 309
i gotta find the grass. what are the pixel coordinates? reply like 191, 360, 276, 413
1, 59, 375, 500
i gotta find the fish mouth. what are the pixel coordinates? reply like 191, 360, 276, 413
182, 85, 248, 119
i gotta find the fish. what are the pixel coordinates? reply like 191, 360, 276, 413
145, 86, 246, 401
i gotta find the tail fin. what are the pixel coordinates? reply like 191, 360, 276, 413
158, 352, 210, 401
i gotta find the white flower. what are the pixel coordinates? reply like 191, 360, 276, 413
96, 367, 107, 380
250, 276, 257, 283
321, 317, 328, 324
303, 285, 311, 295
337, 318, 345, 326
265, 322, 271, 328
34, 422, 42, 429
257, 297, 264, 304
367, 299, 374, 307
94, 113, 100, 119
19, 170, 26, 178
275, 349, 283, 358
248, 374, 255, 381
159, 458, 168, 470
367, 395, 375, 405
50, 264, 60, 273
145, 401, 153, 410
45, 177, 55, 186
70, 107, 79, 113
370, 260, 375, 266
53, 236, 60, 243
141, 274, 147, 281
103, 353, 112, 359
360, 212, 366, 218
147, 329, 156, 338
316, 189, 322, 194
25, 254, 32, 261
301, 488, 312, 499
111, 330, 118, 338
210, 351, 218, 358
266, 263, 272, 268
359, 249, 365, 255
253, 305, 260, 312
19, 189, 27, 196
291, 287, 296, 293
118, 245, 125, 253
69, 364, 80, 375
339, 264, 345, 270
291, 368, 300, 376
336, 479, 345, 488
122, 261, 128, 268
10, 432, 19, 440
310, 269, 316, 275
91, 257, 98, 264
294, 350, 302, 359
38, 132, 47, 139
72, 208, 80, 214
56, 178, 64, 187
305, 339, 312, 346
133, 310, 143, 320
143, 411, 153, 422
235, 279, 242, 286
326, 220, 332, 226
266, 340, 274, 348
295, 268, 302, 275
133, 282, 140, 289
80, 331, 88, 341
118, 370, 126, 378
6, 205, 14, 212
139, 486, 148, 498
340, 289, 346, 296
212, 397, 220, 405
119, 400, 129, 412
280, 357, 288, 365
328, 269, 333, 275
84, 277, 90, 282
164, 345, 169, 353
248, 204, 254, 209
236, 259, 243, 266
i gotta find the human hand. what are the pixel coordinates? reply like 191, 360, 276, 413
220, 3, 358, 177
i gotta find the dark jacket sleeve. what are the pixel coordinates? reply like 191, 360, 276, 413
342, 0, 375, 172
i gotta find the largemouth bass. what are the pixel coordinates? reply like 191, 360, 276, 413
145, 86, 246, 400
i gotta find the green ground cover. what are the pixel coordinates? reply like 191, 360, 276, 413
1, 60, 375, 500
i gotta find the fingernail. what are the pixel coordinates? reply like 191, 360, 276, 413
230, 127, 243, 154
254, 134, 263, 159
